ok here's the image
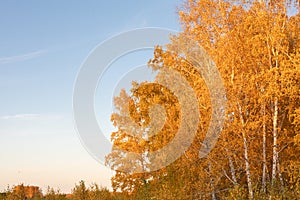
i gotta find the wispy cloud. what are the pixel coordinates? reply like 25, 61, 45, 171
0, 113, 64, 121
0, 114, 41, 120
0, 50, 45, 65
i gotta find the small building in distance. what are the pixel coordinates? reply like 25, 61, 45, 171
13, 185, 41, 199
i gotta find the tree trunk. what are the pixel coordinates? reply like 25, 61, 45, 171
262, 102, 267, 193
271, 97, 278, 184
238, 103, 254, 199
277, 156, 284, 191
242, 132, 254, 199
228, 155, 238, 185
208, 163, 217, 200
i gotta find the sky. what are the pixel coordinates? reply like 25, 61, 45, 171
0, 0, 181, 193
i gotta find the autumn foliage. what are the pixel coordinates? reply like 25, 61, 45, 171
105, 0, 300, 199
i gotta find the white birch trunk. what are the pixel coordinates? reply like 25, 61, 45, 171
208, 163, 217, 200
228, 156, 237, 185
238, 103, 254, 199
262, 102, 267, 193
271, 93, 279, 184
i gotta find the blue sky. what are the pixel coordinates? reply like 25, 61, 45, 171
0, 0, 181, 193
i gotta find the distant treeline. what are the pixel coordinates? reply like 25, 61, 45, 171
0, 181, 122, 200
